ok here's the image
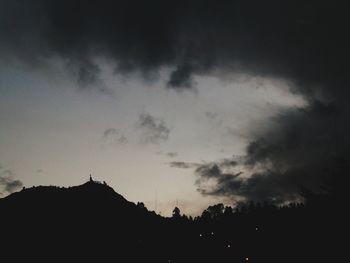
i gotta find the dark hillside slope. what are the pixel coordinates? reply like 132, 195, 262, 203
0, 178, 346, 263
0, 180, 167, 261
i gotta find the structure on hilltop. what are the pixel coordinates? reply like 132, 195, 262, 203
89, 174, 107, 185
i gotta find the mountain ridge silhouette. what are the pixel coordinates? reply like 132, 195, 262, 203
1, 180, 131, 208
0, 177, 345, 263
1, 178, 169, 262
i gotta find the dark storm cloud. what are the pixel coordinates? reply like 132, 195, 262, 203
195, 101, 350, 204
219, 159, 238, 168
1, 0, 349, 203
167, 63, 195, 89
170, 158, 237, 171
0, 167, 23, 195
2, 178, 23, 193
137, 113, 170, 144
194, 162, 301, 204
0, 0, 347, 91
169, 162, 200, 169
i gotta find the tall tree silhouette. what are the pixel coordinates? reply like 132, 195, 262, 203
172, 206, 181, 219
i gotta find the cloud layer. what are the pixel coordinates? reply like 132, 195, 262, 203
191, 101, 350, 204
1, 0, 349, 204
0, 0, 347, 91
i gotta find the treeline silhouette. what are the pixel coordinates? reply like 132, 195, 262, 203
0, 175, 346, 262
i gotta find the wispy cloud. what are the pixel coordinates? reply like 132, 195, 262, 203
168, 161, 200, 169
137, 113, 171, 144
156, 151, 178, 158
102, 128, 128, 146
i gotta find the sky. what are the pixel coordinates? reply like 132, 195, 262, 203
0, 0, 349, 216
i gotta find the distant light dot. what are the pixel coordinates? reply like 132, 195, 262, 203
199, 234, 202, 237
211, 232, 214, 235
227, 244, 231, 248
245, 257, 249, 261
255, 227, 258, 231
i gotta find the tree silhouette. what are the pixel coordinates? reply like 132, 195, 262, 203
224, 206, 233, 216
204, 203, 225, 220
172, 206, 181, 219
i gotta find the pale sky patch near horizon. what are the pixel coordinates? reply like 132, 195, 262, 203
0, 60, 306, 216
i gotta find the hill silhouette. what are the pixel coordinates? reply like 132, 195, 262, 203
0, 176, 346, 262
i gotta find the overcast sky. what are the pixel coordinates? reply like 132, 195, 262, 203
1, 0, 348, 216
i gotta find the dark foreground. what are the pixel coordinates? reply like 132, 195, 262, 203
0, 179, 346, 262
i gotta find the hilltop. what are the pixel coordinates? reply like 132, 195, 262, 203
0, 177, 167, 261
